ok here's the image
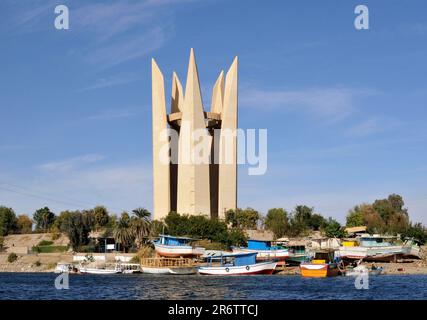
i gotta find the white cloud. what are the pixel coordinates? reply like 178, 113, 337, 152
86, 107, 142, 121
240, 87, 377, 122
79, 73, 141, 91
37, 154, 106, 173
1, 0, 201, 67
345, 117, 404, 138
84, 25, 170, 67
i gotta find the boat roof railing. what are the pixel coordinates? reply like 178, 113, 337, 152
158, 234, 200, 241
207, 252, 257, 260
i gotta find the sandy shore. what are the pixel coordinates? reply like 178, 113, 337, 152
276, 261, 427, 276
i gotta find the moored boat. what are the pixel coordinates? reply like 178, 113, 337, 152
154, 235, 205, 258
121, 263, 142, 274
300, 251, 341, 278
78, 263, 123, 274
198, 252, 277, 276
141, 257, 198, 275
54, 263, 78, 274
232, 239, 289, 263
338, 235, 406, 262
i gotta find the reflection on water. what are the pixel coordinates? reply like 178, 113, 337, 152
0, 273, 427, 300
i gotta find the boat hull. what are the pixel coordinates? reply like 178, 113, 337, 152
300, 263, 340, 278
79, 268, 122, 275
198, 261, 277, 276
338, 246, 404, 261
232, 248, 289, 261
154, 243, 205, 258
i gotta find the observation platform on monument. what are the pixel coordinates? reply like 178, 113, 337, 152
167, 111, 222, 129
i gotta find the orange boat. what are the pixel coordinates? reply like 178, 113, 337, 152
300, 251, 341, 278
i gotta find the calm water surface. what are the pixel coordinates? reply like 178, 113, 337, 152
0, 273, 426, 300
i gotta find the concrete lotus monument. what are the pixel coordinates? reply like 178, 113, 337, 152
152, 49, 238, 220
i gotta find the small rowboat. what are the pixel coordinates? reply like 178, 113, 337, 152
198, 252, 277, 276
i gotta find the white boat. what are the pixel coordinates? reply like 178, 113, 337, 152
198, 253, 277, 276
154, 235, 205, 258
338, 235, 405, 261
141, 266, 197, 275
141, 266, 171, 274
78, 263, 123, 275
121, 263, 142, 274
54, 263, 78, 274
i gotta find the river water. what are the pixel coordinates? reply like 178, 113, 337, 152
0, 273, 426, 300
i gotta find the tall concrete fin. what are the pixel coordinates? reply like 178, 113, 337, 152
151, 58, 171, 220
210, 71, 224, 114
177, 48, 212, 215
218, 56, 238, 218
171, 72, 184, 113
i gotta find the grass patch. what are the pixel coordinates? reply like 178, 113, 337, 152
32, 245, 68, 253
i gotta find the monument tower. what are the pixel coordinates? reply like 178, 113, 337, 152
152, 49, 238, 220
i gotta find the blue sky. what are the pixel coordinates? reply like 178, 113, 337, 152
0, 0, 426, 223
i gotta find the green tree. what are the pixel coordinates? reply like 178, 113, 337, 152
59, 211, 91, 251
150, 220, 166, 237
113, 212, 135, 252
346, 206, 365, 227
401, 223, 427, 245
264, 208, 289, 239
309, 213, 327, 231
0, 206, 18, 236
33, 207, 56, 232
93, 206, 109, 230
0, 236, 4, 251
323, 218, 346, 238
225, 208, 260, 229
131, 208, 151, 248
288, 205, 313, 236
16, 215, 33, 234
293, 205, 313, 225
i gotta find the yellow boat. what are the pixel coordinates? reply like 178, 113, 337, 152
300, 251, 341, 278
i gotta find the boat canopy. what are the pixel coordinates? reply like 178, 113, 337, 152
359, 236, 394, 247
157, 234, 195, 246
206, 252, 257, 266
247, 239, 272, 250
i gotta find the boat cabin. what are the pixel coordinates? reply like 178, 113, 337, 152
247, 239, 283, 251
310, 250, 337, 264
358, 235, 396, 247
205, 252, 257, 267
156, 234, 194, 246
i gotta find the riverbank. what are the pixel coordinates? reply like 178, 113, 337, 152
2, 252, 427, 275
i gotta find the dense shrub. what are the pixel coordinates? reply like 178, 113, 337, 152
7, 252, 18, 263
163, 212, 247, 248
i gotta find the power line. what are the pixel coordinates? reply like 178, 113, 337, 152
0, 181, 95, 207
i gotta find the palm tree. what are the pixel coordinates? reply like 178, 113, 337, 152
113, 212, 134, 252
131, 208, 152, 248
